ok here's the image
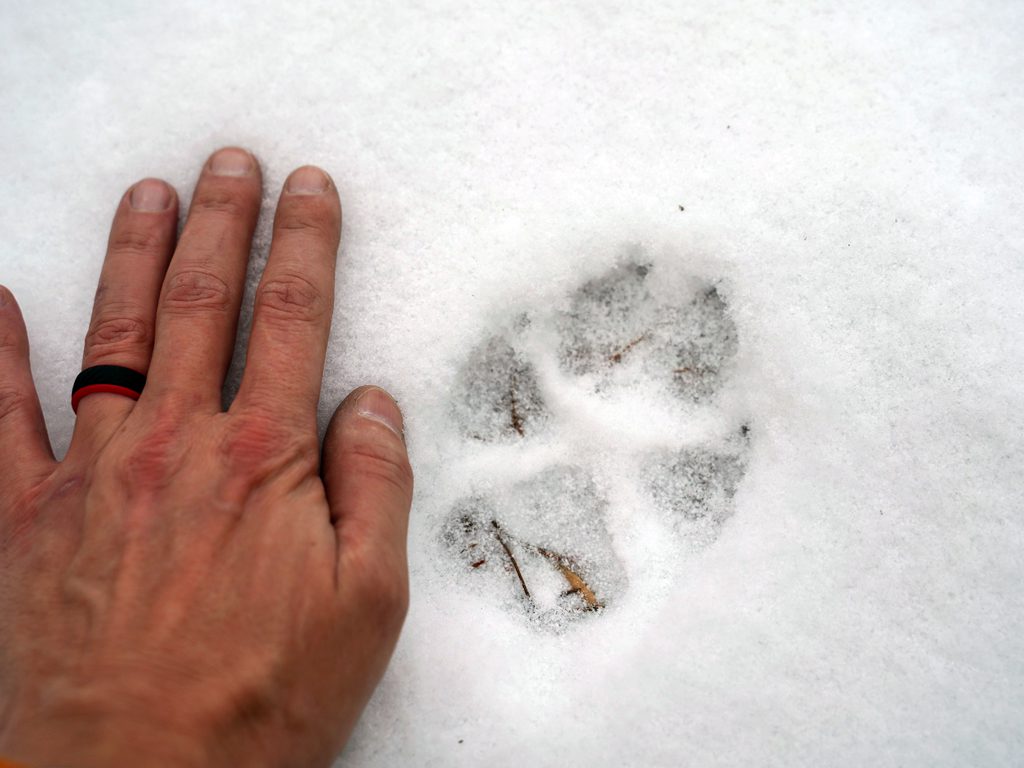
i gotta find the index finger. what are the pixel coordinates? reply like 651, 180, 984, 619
231, 166, 341, 426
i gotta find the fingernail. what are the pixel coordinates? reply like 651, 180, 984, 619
285, 166, 329, 195
129, 178, 173, 211
354, 387, 405, 441
209, 147, 254, 176
0, 285, 10, 308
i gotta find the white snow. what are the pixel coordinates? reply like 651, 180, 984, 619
2, 0, 1023, 765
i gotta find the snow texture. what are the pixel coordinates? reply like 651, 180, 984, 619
2, 1, 1023, 766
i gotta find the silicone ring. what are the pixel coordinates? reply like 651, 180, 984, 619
71, 365, 146, 413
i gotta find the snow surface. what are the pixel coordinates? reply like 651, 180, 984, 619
2, 0, 1023, 765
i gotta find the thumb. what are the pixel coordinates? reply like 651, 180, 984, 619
323, 385, 414, 595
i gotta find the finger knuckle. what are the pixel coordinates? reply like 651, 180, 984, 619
192, 187, 250, 219
341, 443, 414, 500
108, 224, 166, 257
255, 274, 327, 325
0, 328, 26, 357
218, 413, 317, 478
85, 313, 152, 361
0, 479, 51, 554
162, 269, 232, 315
113, 415, 187, 490
0, 385, 30, 424
275, 208, 336, 239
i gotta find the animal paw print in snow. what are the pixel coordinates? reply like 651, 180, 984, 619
444, 258, 750, 629
441, 465, 627, 626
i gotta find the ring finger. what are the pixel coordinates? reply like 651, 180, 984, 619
69, 177, 178, 452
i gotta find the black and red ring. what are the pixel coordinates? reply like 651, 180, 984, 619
71, 365, 146, 413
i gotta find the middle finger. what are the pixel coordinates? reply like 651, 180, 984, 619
144, 147, 262, 412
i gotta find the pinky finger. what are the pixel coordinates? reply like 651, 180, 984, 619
0, 285, 55, 504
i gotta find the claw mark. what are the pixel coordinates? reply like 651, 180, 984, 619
608, 333, 649, 365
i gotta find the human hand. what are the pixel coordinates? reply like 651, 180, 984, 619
0, 148, 414, 767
